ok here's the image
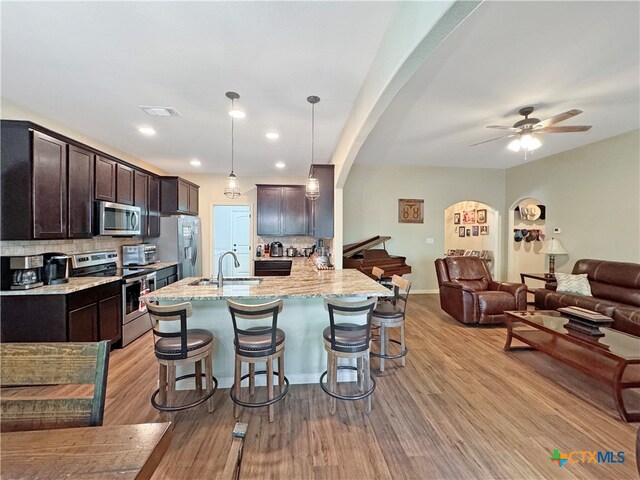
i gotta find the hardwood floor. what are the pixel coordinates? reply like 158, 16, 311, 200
96, 295, 638, 479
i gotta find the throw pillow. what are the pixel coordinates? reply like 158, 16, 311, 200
453, 278, 489, 291
555, 273, 593, 296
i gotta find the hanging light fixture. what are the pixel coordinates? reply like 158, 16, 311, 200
305, 95, 320, 200
224, 91, 241, 199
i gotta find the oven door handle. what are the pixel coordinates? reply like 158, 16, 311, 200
124, 276, 144, 285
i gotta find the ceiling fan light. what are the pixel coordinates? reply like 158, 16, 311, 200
224, 172, 241, 199
507, 138, 521, 152
529, 134, 542, 150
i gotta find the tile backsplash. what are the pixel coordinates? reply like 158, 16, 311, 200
0, 237, 142, 260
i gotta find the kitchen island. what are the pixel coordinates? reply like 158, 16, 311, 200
144, 260, 392, 387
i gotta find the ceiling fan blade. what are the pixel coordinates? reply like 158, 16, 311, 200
470, 135, 508, 147
487, 125, 520, 131
535, 109, 583, 129
537, 125, 592, 133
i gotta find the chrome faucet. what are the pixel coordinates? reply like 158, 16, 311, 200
217, 251, 240, 287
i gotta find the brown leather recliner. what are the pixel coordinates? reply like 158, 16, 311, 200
435, 256, 527, 325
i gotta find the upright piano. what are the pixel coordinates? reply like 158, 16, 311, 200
343, 236, 412, 279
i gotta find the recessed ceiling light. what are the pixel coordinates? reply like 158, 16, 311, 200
275, 161, 286, 169
138, 106, 182, 117
265, 132, 279, 140
138, 127, 156, 136
190, 159, 201, 167
228, 110, 246, 119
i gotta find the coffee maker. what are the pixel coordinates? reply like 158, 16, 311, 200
1, 255, 44, 290
42, 252, 71, 285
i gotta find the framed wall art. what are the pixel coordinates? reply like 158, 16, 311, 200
462, 210, 476, 224
454, 213, 461, 224
398, 199, 424, 224
458, 226, 466, 237
472, 226, 479, 236
477, 209, 487, 224
480, 225, 489, 235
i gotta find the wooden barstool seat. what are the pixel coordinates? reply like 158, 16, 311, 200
227, 299, 289, 423
320, 298, 378, 415
145, 300, 218, 415
370, 275, 411, 372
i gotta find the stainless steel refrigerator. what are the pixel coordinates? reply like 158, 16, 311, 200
153, 216, 202, 279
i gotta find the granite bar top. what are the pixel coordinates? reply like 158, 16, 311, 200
0, 277, 121, 296
145, 259, 391, 302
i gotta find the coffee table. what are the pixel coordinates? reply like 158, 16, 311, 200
504, 310, 640, 422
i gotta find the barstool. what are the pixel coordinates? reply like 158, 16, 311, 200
145, 300, 218, 415
370, 275, 411, 372
227, 299, 289, 423
320, 297, 377, 415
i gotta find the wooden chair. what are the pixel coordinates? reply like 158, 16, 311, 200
0, 341, 110, 432
370, 275, 411, 372
320, 297, 378, 415
145, 300, 217, 416
227, 299, 289, 423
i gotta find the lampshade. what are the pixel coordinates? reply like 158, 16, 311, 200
224, 172, 240, 199
541, 237, 567, 255
305, 95, 321, 200
224, 91, 242, 199
305, 175, 320, 200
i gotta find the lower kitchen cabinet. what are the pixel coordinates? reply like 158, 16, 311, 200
0, 281, 122, 346
254, 260, 292, 276
156, 265, 179, 288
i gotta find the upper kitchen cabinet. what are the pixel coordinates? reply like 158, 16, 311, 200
1, 122, 68, 240
116, 163, 134, 205
67, 145, 94, 238
256, 185, 307, 236
307, 164, 334, 238
134, 171, 149, 236
147, 176, 161, 237
161, 177, 199, 216
94, 155, 116, 202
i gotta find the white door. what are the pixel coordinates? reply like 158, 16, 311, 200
213, 205, 251, 277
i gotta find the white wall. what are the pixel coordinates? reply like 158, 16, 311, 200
505, 129, 640, 272
343, 164, 506, 292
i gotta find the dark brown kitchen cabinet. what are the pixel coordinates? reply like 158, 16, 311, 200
98, 294, 121, 343
256, 185, 307, 236
254, 260, 292, 276
68, 303, 99, 342
94, 155, 116, 202
306, 164, 334, 238
147, 176, 161, 237
161, 177, 199, 215
257, 186, 282, 235
189, 184, 199, 214
134, 171, 149, 237
116, 164, 134, 205
68, 145, 93, 238
156, 265, 179, 289
32, 132, 67, 239
0, 280, 121, 346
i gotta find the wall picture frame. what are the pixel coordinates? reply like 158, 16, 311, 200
454, 213, 461, 224
398, 199, 424, 224
477, 209, 487, 224
480, 225, 489, 235
472, 226, 479, 236
466, 228, 471, 237
462, 210, 476, 224
458, 226, 466, 237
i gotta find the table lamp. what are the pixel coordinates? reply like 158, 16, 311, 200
540, 237, 568, 277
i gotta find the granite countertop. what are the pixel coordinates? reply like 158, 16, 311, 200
145, 259, 391, 301
0, 262, 178, 297
0, 277, 121, 296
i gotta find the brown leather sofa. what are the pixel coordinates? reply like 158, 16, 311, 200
435, 256, 527, 325
535, 259, 640, 336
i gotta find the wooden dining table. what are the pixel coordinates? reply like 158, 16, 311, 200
0, 422, 172, 480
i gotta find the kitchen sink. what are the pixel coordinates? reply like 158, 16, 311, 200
189, 277, 263, 287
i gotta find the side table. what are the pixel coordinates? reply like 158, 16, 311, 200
520, 273, 556, 305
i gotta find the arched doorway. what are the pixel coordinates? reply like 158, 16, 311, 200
443, 200, 501, 278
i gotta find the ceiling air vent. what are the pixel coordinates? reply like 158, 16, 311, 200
138, 106, 182, 117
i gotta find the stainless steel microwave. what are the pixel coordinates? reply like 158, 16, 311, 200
97, 201, 141, 236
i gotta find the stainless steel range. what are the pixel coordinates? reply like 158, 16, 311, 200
71, 250, 157, 347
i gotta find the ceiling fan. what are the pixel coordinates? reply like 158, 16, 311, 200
471, 106, 592, 155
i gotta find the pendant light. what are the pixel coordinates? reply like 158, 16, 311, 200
305, 95, 320, 200
224, 91, 241, 199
